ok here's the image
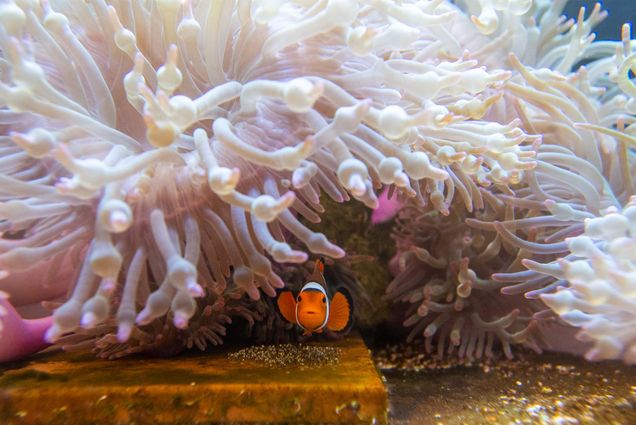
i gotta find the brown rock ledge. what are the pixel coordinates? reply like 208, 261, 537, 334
0, 335, 387, 425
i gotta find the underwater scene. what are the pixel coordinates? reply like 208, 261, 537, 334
0, 0, 635, 424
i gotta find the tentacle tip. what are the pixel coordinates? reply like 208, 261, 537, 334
173, 310, 192, 329
80, 312, 98, 329
44, 325, 61, 343
331, 246, 346, 259
135, 311, 151, 326
187, 281, 205, 297
117, 323, 133, 342
279, 191, 296, 208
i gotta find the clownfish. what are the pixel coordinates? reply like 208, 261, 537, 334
277, 260, 353, 336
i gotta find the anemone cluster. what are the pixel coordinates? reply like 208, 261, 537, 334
0, 0, 634, 362
536, 200, 636, 364
381, 1, 636, 360
386, 200, 543, 360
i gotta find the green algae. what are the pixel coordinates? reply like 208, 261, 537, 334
307, 196, 395, 328
0, 368, 68, 386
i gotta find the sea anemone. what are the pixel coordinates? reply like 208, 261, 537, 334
383, 2, 636, 360
0, 0, 633, 362
386, 199, 542, 360
0, 290, 51, 362
0, 0, 540, 359
465, 17, 636, 362
534, 199, 636, 364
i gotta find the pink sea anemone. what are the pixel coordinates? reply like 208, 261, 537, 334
0, 0, 633, 362
460, 13, 636, 361
382, 2, 636, 360
0, 0, 485, 358
386, 200, 542, 360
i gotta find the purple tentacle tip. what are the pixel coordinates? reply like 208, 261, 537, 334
371, 188, 404, 224
0, 292, 52, 363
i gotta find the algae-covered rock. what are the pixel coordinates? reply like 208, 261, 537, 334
0, 336, 387, 425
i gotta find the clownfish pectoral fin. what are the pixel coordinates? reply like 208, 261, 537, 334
277, 291, 297, 324
315, 328, 323, 334
327, 289, 353, 332
303, 329, 313, 336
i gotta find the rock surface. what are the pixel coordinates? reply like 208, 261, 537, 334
0, 336, 387, 424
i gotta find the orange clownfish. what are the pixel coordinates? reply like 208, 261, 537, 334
277, 260, 353, 336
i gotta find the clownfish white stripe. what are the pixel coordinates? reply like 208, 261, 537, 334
295, 282, 329, 331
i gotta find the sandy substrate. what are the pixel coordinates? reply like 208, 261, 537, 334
375, 343, 636, 425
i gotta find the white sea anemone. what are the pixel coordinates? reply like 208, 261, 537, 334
472, 16, 636, 362
382, 1, 636, 360
0, 0, 633, 361
0, 0, 534, 350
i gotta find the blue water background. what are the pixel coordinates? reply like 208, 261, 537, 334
565, 1, 634, 40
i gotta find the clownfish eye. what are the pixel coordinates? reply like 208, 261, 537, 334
297, 295, 302, 302
322, 297, 326, 303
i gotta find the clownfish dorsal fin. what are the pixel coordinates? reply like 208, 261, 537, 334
308, 259, 326, 286
315, 259, 324, 274
327, 288, 353, 332
276, 291, 297, 324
